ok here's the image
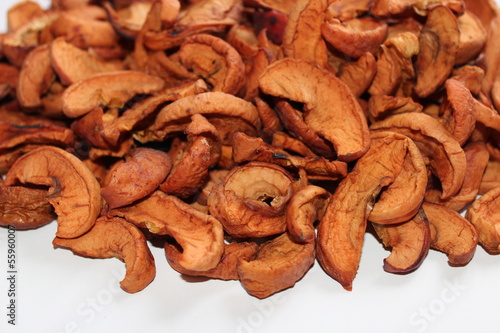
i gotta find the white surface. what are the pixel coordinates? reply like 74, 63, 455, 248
1, 1, 500, 333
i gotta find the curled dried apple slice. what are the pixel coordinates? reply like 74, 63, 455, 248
414, 5, 460, 98
50, 37, 123, 85
167, 241, 258, 281
425, 141, 489, 211
282, 0, 329, 67
0, 185, 55, 230
286, 185, 330, 243
322, 17, 388, 59
368, 131, 427, 225
4, 146, 101, 238
207, 162, 297, 238
101, 148, 172, 209
259, 58, 370, 162
371, 112, 466, 199
138, 92, 261, 145
422, 202, 478, 265
176, 33, 246, 95
111, 191, 224, 272
53, 216, 156, 293
372, 209, 430, 274
237, 232, 315, 299
61, 71, 165, 118
466, 186, 500, 253
317, 132, 407, 290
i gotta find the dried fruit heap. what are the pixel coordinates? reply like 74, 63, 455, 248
1, 0, 500, 298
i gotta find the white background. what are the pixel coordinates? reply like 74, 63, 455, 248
1, 0, 500, 332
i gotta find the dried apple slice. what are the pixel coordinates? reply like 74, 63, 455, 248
439, 78, 476, 146
422, 202, 478, 265
337, 52, 377, 98
53, 216, 156, 293
159, 114, 221, 198
232, 132, 347, 181
282, 0, 329, 67
17, 44, 53, 109
317, 132, 408, 290
425, 141, 489, 211
101, 148, 172, 209
466, 186, 500, 253
322, 17, 388, 59
368, 131, 427, 225
414, 5, 460, 98
176, 33, 246, 95
207, 162, 297, 238
167, 241, 258, 281
111, 191, 224, 272
0, 185, 55, 229
4, 146, 101, 238
372, 210, 430, 273
286, 185, 330, 244
237, 232, 315, 299
456, 9, 487, 65
0, 122, 74, 150
50, 37, 124, 85
138, 92, 261, 145
259, 58, 370, 162
61, 71, 165, 118
370, 112, 466, 199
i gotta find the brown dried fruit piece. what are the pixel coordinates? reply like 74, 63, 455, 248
101, 79, 208, 147
372, 210, 430, 273
371, 112, 466, 199
138, 92, 261, 145
207, 162, 296, 238
111, 191, 224, 271
286, 185, 330, 244
317, 132, 408, 290
0, 185, 55, 229
237, 232, 315, 299
259, 58, 370, 162
50, 37, 124, 86
50, 12, 118, 49
425, 141, 489, 211
479, 160, 500, 195
176, 33, 246, 95
53, 216, 156, 293
337, 52, 377, 98
4, 146, 101, 238
167, 241, 258, 281
2, 11, 58, 67
282, 0, 329, 67
466, 186, 500, 253
17, 44, 54, 110
7, 0, 44, 32
0, 122, 74, 150
232, 132, 348, 181
101, 148, 173, 209
160, 114, 221, 198
143, 0, 242, 51
414, 5, 460, 98
422, 202, 478, 265
322, 17, 388, 59
103, 1, 154, 39
62, 71, 165, 118
368, 131, 427, 225
439, 78, 476, 146
0, 63, 19, 99
456, 9, 487, 65
368, 32, 419, 97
